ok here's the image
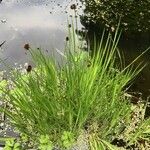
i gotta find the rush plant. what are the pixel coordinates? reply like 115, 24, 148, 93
0, 25, 149, 149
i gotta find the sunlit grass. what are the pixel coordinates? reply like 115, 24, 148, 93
0, 25, 149, 149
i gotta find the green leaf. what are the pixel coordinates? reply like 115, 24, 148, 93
101, 139, 121, 150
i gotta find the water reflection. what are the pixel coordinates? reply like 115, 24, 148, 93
0, 0, 81, 69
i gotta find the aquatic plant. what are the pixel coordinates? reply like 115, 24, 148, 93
0, 25, 149, 149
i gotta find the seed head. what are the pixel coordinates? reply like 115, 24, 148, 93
26, 65, 32, 73
70, 4, 76, 10
24, 43, 30, 50
66, 37, 69, 41
68, 24, 71, 28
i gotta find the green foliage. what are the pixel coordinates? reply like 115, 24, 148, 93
123, 103, 150, 146
61, 131, 75, 149
39, 135, 53, 150
88, 132, 120, 150
3, 135, 53, 150
4, 138, 21, 150
0, 79, 7, 94
0, 25, 148, 149
129, 118, 150, 144
80, 0, 150, 33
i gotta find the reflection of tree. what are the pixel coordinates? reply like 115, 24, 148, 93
78, 0, 150, 99
80, 0, 150, 34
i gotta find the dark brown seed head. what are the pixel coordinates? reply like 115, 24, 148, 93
66, 37, 69, 41
70, 4, 76, 10
26, 65, 32, 73
68, 24, 71, 28
24, 43, 30, 50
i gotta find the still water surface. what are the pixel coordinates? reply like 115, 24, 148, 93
0, 0, 150, 98
0, 0, 82, 68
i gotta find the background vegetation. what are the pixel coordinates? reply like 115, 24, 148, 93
80, 0, 150, 34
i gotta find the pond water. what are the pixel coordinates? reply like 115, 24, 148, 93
119, 36, 150, 100
0, 0, 150, 98
0, 0, 83, 69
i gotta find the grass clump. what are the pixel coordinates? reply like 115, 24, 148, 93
0, 26, 149, 149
